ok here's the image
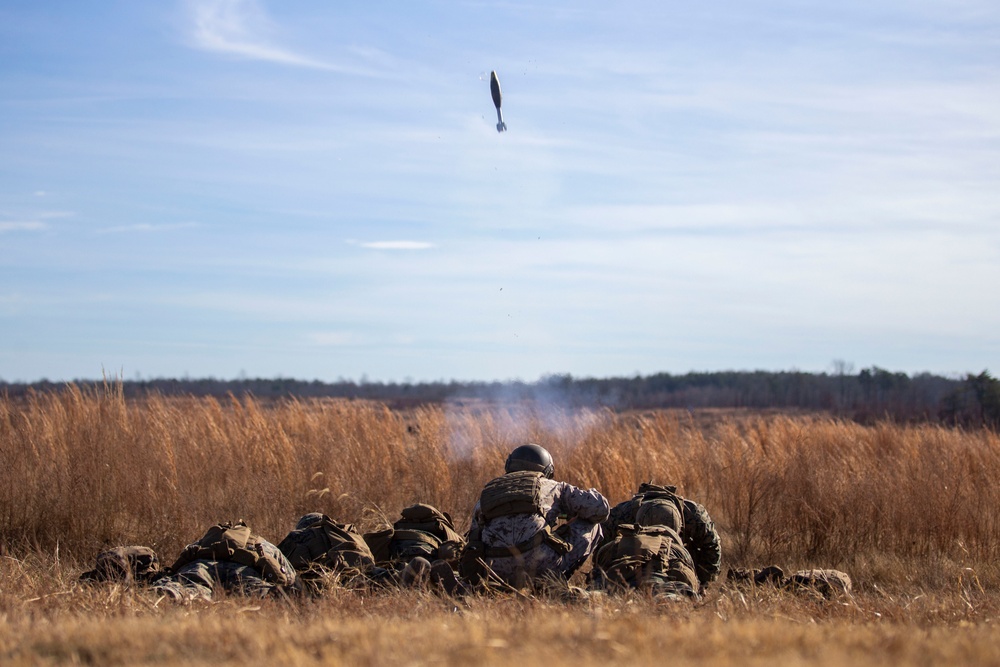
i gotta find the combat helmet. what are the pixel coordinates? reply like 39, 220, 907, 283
505, 443, 555, 479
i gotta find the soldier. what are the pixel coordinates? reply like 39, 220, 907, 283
462, 444, 610, 588
151, 520, 296, 601
727, 565, 853, 600
79, 546, 162, 585
364, 503, 466, 570
600, 482, 722, 589
589, 498, 701, 600
363, 503, 466, 588
277, 512, 383, 592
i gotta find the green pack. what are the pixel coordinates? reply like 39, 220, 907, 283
362, 526, 442, 563
388, 528, 441, 561
593, 523, 697, 593
393, 503, 466, 546
362, 528, 396, 564
596, 524, 678, 569
171, 521, 291, 586
277, 515, 375, 574
636, 485, 684, 528
479, 471, 544, 521
364, 504, 467, 564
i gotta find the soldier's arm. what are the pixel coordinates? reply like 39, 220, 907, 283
682, 499, 722, 586
557, 483, 611, 524
468, 500, 485, 534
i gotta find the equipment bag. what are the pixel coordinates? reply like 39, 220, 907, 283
595, 523, 687, 588
171, 521, 292, 586
634, 484, 685, 532
278, 515, 375, 574
479, 471, 545, 521
393, 503, 466, 546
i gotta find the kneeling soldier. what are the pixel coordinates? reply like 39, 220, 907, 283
463, 444, 610, 588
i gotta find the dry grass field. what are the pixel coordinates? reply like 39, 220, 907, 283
2, 383, 999, 665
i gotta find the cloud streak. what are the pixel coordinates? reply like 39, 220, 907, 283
185, 0, 372, 74
358, 241, 435, 250
0, 221, 47, 233
96, 222, 199, 234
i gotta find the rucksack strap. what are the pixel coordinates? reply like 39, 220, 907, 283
392, 529, 442, 547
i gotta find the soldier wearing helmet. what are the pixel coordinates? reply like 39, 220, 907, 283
462, 444, 610, 587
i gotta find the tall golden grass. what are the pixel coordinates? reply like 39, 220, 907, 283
2, 576, 998, 667
2, 383, 998, 589
4, 383, 1000, 665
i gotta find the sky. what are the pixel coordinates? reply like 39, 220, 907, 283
1, 0, 998, 384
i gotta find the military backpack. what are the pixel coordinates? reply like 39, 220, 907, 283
592, 523, 698, 594
479, 470, 545, 521
277, 514, 376, 575
170, 521, 292, 586
364, 503, 466, 564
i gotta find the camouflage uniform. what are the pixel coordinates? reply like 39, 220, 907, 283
468, 472, 610, 584
153, 559, 279, 601
151, 522, 296, 601
600, 483, 722, 587
727, 566, 853, 600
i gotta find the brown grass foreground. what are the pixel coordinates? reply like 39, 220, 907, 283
1, 384, 999, 665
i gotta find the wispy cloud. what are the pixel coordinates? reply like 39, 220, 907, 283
185, 0, 374, 74
0, 221, 47, 233
96, 222, 199, 234
358, 241, 435, 250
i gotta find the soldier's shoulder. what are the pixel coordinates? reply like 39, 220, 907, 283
683, 498, 714, 519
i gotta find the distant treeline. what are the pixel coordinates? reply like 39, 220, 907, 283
2, 367, 999, 428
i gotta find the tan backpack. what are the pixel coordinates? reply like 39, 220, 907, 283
364, 503, 466, 564
479, 471, 545, 521
171, 521, 292, 586
277, 515, 376, 574
394, 503, 466, 545
593, 523, 696, 591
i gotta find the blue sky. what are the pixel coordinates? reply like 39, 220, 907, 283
1, 0, 998, 383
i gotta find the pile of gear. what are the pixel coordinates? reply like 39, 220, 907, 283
79, 444, 849, 602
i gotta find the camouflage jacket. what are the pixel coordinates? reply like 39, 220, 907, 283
471, 476, 610, 550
